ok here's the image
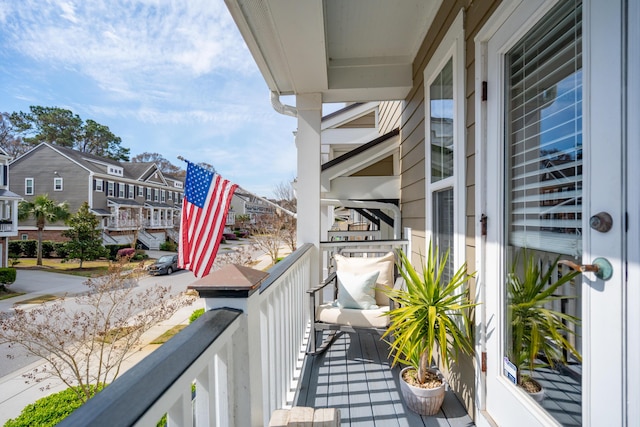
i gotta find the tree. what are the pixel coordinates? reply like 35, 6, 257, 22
0, 260, 196, 403
8, 106, 129, 161
273, 180, 297, 251
18, 194, 71, 266
130, 152, 182, 175
251, 213, 287, 265
79, 119, 129, 161
0, 112, 29, 158
62, 202, 108, 268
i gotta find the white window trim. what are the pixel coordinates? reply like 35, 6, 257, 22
424, 11, 465, 269
95, 179, 103, 192
54, 177, 63, 191
108, 181, 114, 197
25, 178, 34, 195
138, 185, 144, 197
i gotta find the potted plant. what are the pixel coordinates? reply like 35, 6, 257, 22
507, 251, 582, 401
382, 243, 476, 415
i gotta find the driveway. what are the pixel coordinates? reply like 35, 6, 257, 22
0, 269, 89, 313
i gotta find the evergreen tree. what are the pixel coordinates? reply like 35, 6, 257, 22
62, 202, 107, 268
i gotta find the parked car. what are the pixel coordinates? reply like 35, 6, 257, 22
148, 254, 180, 275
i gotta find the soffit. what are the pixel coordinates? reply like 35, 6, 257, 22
225, 0, 442, 102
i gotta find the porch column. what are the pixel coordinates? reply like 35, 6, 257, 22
295, 93, 322, 283
188, 264, 270, 427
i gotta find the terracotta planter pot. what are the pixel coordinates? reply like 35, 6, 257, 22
399, 367, 446, 415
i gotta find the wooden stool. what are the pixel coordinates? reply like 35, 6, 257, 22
268, 406, 340, 427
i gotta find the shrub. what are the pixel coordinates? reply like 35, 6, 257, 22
105, 244, 131, 260
41, 241, 55, 258
9, 241, 22, 257
117, 248, 136, 259
0, 267, 17, 284
189, 308, 205, 324
21, 240, 38, 258
54, 242, 69, 259
4, 385, 103, 427
132, 250, 148, 261
159, 240, 177, 252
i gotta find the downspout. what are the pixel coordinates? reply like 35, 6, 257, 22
321, 198, 402, 240
270, 91, 298, 117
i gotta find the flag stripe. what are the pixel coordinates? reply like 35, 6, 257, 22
178, 162, 237, 278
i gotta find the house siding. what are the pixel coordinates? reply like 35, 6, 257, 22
390, 0, 502, 417
10, 145, 90, 225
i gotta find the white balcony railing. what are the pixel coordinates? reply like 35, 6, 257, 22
59, 239, 409, 426
60, 243, 315, 427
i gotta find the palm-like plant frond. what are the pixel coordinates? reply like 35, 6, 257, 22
382, 243, 476, 384
507, 251, 581, 382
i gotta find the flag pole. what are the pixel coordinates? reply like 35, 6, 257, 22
177, 156, 297, 218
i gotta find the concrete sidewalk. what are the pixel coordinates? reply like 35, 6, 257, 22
0, 244, 287, 424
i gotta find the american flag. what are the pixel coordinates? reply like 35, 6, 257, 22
178, 161, 237, 278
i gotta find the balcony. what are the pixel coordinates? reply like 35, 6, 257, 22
59, 240, 472, 426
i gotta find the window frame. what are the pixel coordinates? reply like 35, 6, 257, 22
25, 178, 34, 195
95, 179, 103, 192
424, 11, 466, 270
54, 177, 63, 191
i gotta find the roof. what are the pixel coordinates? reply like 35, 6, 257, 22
11, 143, 183, 187
107, 198, 142, 207
144, 201, 174, 209
0, 188, 22, 200
91, 208, 112, 216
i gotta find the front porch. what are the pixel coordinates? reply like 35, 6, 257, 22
298, 331, 472, 426
59, 240, 473, 426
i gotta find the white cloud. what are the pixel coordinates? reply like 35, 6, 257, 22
1, 0, 256, 102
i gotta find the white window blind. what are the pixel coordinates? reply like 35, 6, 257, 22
506, 0, 582, 256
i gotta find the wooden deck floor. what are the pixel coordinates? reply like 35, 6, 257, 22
295, 331, 474, 427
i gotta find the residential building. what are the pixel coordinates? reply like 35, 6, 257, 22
0, 147, 20, 267
61, 1, 640, 426
9, 143, 184, 249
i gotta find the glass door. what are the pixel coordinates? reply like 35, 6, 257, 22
481, 0, 626, 425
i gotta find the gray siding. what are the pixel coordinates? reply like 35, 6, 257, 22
10, 145, 90, 220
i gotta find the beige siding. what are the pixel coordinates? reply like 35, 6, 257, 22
336, 111, 375, 128
389, 0, 503, 417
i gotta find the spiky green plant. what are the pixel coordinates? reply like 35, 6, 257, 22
382, 244, 476, 385
507, 251, 581, 385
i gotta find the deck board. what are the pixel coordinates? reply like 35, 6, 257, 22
296, 331, 473, 427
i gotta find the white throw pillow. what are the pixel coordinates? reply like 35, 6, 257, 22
334, 252, 395, 306
336, 270, 380, 310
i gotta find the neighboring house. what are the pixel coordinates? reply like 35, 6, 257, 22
0, 147, 20, 267
9, 143, 184, 250
229, 191, 275, 225
226, 0, 638, 425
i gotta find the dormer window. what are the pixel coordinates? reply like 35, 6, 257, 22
108, 166, 123, 177
174, 181, 183, 189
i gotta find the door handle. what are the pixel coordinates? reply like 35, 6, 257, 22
558, 258, 613, 281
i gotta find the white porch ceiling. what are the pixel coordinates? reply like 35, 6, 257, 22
225, 0, 442, 102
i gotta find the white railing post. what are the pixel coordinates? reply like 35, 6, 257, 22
188, 264, 270, 427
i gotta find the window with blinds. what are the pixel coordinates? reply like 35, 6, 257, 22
506, 0, 582, 257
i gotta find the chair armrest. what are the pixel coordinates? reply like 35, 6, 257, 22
307, 272, 337, 294
389, 276, 406, 310
393, 275, 405, 291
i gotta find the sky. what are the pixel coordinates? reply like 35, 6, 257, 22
0, 0, 316, 198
